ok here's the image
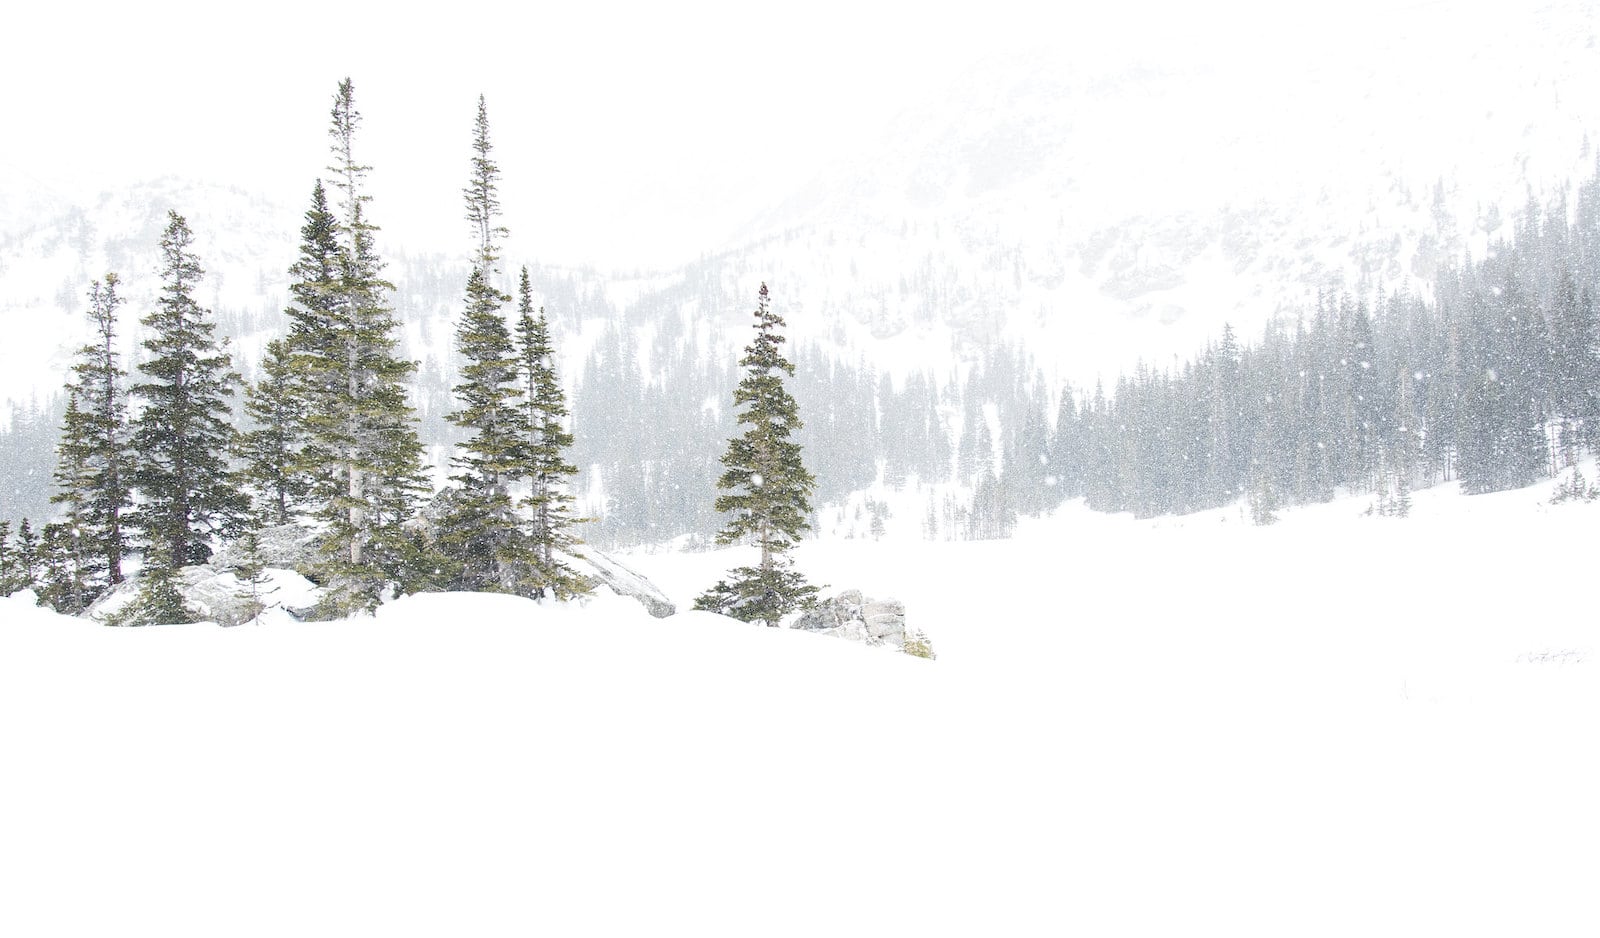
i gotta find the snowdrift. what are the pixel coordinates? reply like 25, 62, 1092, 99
2, 477, 1597, 936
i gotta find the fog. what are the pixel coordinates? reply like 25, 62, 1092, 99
4, 0, 1450, 269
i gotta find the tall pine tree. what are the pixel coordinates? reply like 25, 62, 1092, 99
515, 267, 586, 598
294, 79, 429, 615
694, 283, 819, 626
51, 273, 132, 600
439, 95, 532, 593
127, 211, 247, 623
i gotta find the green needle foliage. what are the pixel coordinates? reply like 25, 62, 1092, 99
287, 80, 430, 617
126, 211, 248, 623
516, 268, 588, 599
51, 274, 132, 604
695, 283, 819, 626
439, 95, 534, 593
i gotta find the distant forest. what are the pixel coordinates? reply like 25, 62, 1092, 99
572, 151, 1600, 541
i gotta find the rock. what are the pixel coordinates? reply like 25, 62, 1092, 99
796, 589, 909, 652
566, 545, 676, 618
862, 599, 905, 619
86, 564, 273, 626
792, 603, 843, 631
865, 613, 904, 640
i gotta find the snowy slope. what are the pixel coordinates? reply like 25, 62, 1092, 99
2, 475, 1595, 936
0, 179, 298, 412
649, 1, 1600, 384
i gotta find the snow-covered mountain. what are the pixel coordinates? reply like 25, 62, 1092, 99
642, 1, 1600, 384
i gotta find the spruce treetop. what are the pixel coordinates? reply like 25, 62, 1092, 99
464, 95, 508, 273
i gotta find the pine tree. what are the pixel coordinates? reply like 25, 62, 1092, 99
294, 80, 430, 615
127, 211, 247, 623
516, 268, 587, 598
229, 523, 276, 626
15, 519, 39, 594
694, 283, 819, 626
0, 521, 14, 595
239, 338, 308, 524
439, 95, 532, 593
37, 521, 89, 614
50, 274, 131, 594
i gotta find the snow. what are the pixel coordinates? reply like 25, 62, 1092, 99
3, 475, 1596, 936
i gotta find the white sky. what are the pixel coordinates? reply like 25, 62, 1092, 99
1, 0, 1468, 269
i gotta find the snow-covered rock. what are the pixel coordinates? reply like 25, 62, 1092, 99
86, 565, 322, 627
567, 545, 676, 618
793, 589, 907, 649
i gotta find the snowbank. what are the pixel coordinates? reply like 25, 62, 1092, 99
1, 476, 1596, 936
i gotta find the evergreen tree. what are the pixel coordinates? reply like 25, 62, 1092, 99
694, 283, 819, 626
51, 274, 131, 593
968, 469, 1017, 539
16, 519, 39, 594
516, 268, 587, 598
439, 95, 532, 593
37, 521, 89, 614
239, 338, 308, 524
229, 523, 276, 626
295, 79, 430, 615
0, 521, 14, 595
50, 389, 99, 603
128, 211, 247, 622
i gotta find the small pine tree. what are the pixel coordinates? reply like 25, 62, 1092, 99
516, 269, 587, 599
115, 563, 192, 626
0, 521, 15, 596
903, 628, 937, 660
50, 389, 104, 607
694, 283, 820, 625
128, 212, 248, 624
15, 519, 40, 594
968, 470, 1017, 539
1247, 465, 1279, 526
37, 521, 90, 615
240, 338, 309, 525
230, 524, 276, 626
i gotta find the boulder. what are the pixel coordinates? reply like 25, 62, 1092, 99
862, 599, 905, 619
794, 589, 908, 650
87, 564, 297, 626
865, 613, 905, 640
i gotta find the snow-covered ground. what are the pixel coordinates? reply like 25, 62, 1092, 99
2, 476, 1596, 936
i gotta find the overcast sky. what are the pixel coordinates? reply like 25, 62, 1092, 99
2, 0, 1477, 269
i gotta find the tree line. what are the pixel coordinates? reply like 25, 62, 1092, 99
1026, 165, 1600, 524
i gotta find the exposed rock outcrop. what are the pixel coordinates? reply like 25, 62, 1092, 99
792, 589, 906, 649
